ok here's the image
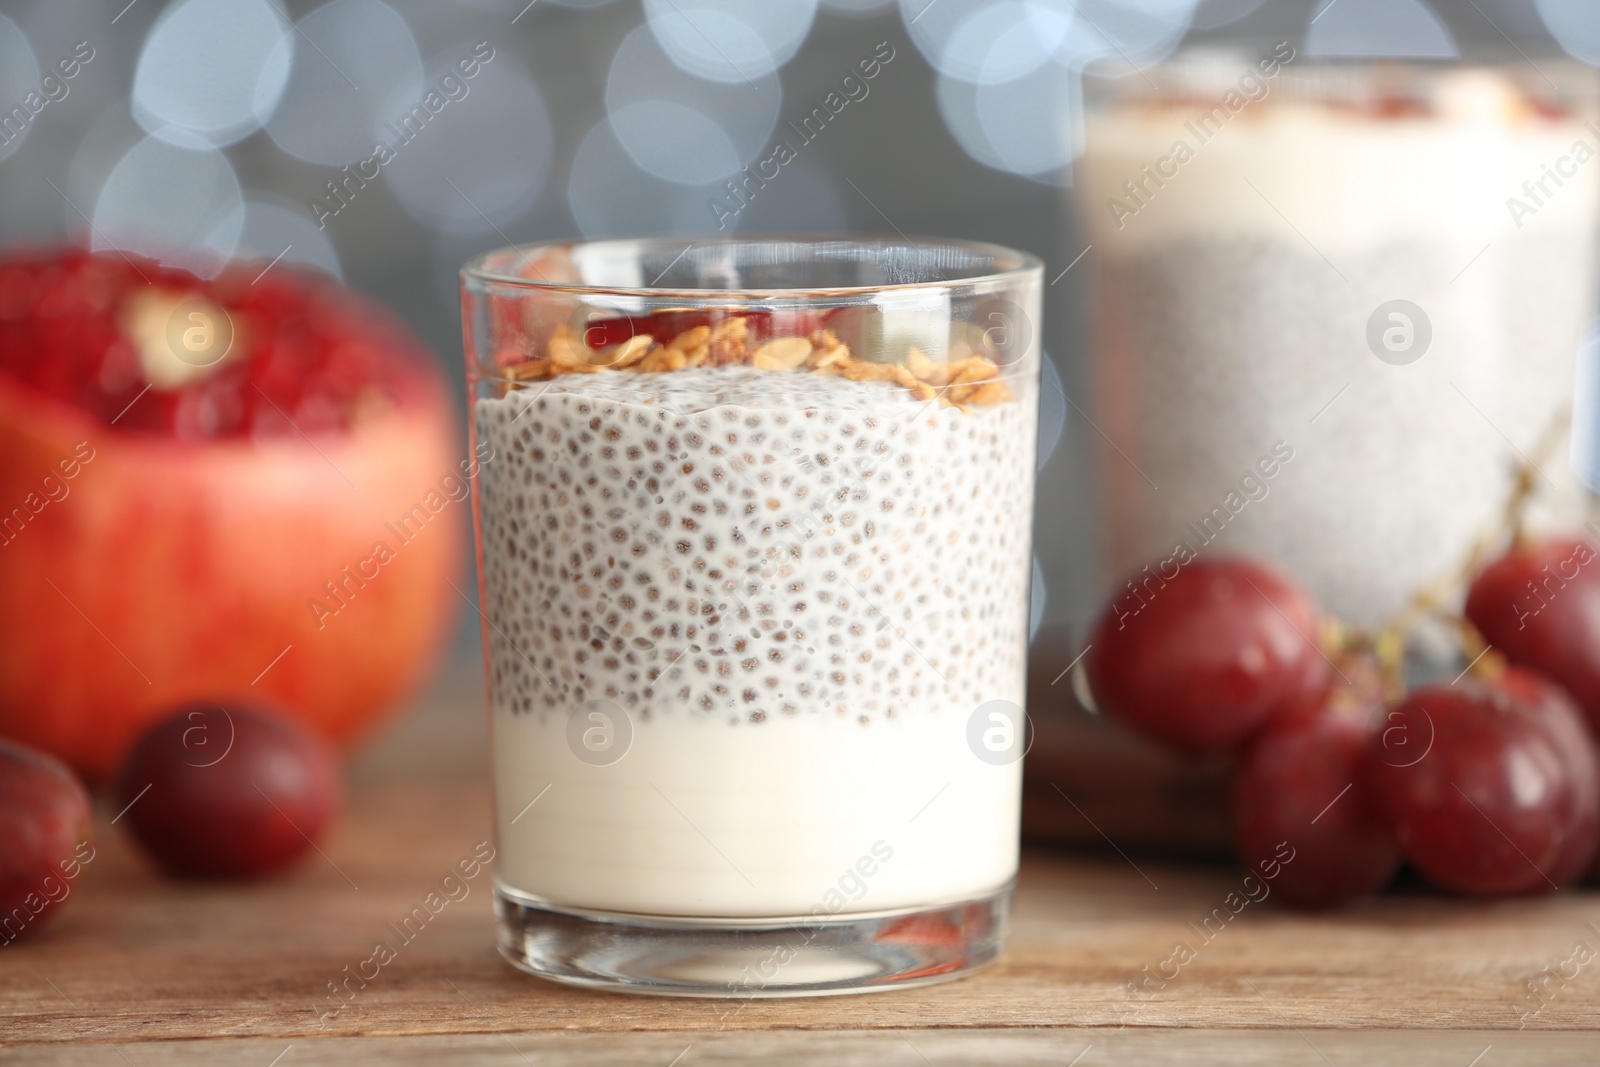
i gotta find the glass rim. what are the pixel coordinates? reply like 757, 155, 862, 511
459, 234, 1043, 299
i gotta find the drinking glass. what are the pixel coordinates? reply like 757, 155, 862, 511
460, 236, 1042, 996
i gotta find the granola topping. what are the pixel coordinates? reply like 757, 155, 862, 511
497, 315, 1013, 411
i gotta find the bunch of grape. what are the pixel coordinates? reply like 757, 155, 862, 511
1083, 543, 1600, 908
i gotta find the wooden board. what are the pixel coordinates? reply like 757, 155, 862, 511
4, 1030, 1598, 1066
4, 656, 1600, 1062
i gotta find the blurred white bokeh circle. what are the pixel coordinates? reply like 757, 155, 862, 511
907, 0, 1192, 83
902, 0, 1074, 85
977, 61, 1083, 177
132, 0, 292, 149
91, 134, 244, 276
1030, 556, 1047, 641
0, 14, 42, 165
642, 0, 816, 83
1051, 0, 1197, 75
899, 0, 983, 78
237, 199, 344, 279
265, 0, 424, 165
1037, 353, 1066, 472
937, 59, 1082, 179
608, 101, 743, 186
383, 58, 553, 235
65, 108, 145, 229
606, 24, 780, 182
442, 0, 621, 10
956, 2, 1076, 84
569, 118, 730, 238
1536, 0, 1600, 66
936, 74, 1007, 172
1570, 324, 1600, 491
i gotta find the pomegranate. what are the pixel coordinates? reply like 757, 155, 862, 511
0, 249, 461, 778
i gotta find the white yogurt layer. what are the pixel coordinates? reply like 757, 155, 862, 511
474, 368, 1037, 917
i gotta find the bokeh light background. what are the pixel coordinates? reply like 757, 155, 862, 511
0, 0, 1592, 640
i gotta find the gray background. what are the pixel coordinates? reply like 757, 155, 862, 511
0, 0, 1582, 645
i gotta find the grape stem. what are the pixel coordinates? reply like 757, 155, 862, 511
1365, 409, 1570, 696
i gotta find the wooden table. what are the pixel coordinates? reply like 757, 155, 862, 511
5, 658, 1600, 1064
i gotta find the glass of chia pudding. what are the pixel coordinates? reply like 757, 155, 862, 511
459, 237, 1043, 996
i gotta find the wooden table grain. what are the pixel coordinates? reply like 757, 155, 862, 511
4, 658, 1599, 1064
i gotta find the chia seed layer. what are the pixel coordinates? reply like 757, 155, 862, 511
473, 367, 1037, 725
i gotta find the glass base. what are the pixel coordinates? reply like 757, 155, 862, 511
493, 881, 1012, 998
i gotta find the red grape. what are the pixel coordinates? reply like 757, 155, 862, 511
1231, 665, 1401, 908
1497, 668, 1600, 886
1368, 669, 1599, 896
1084, 557, 1330, 754
1466, 536, 1600, 733
0, 740, 92, 942
113, 702, 339, 879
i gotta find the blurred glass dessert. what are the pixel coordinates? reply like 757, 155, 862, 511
1077, 55, 1600, 626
